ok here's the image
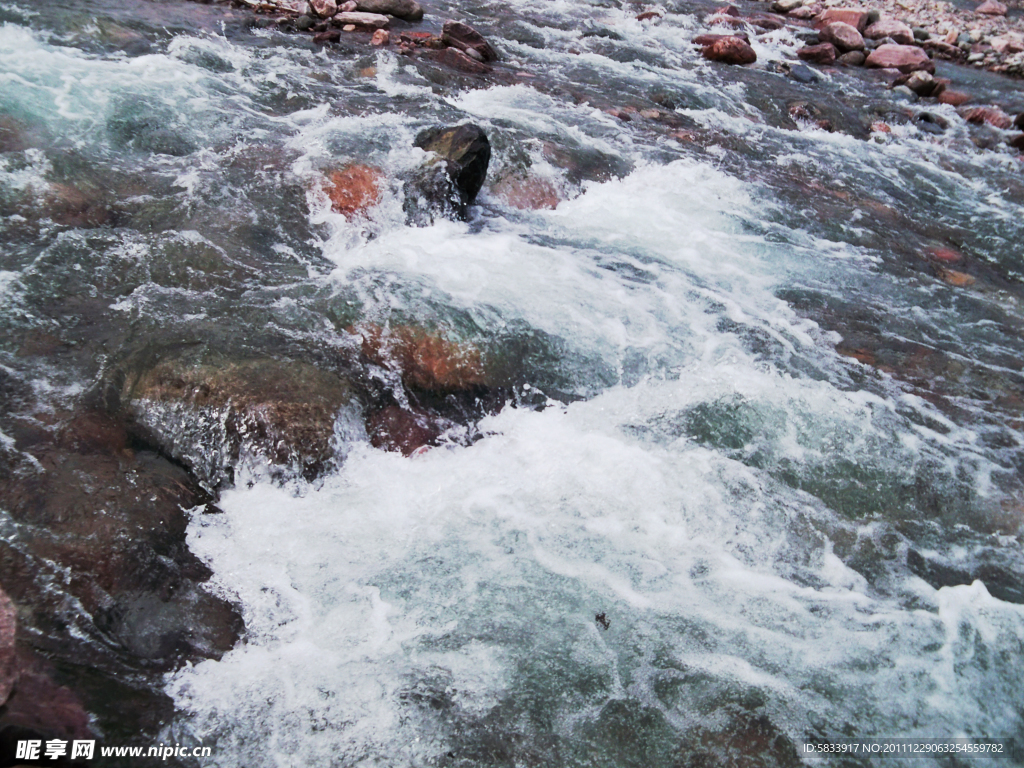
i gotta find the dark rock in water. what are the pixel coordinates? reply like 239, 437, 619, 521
366, 405, 445, 455
789, 101, 834, 130
837, 50, 866, 65
915, 111, 947, 134
353, 323, 493, 392
43, 183, 110, 228
119, 351, 355, 488
902, 70, 937, 96
797, 42, 837, 64
356, 0, 423, 20
441, 20, 499, 62
582, 22, 624, 40
1009, 134, 1024, 151
430, 47, 492, 74
0, 587, 14, 706
296, 14, 317, 31
788, 63, 821, 83
1015, 113, 1024, 130
407, 124, 491, 222
701, 36, 757, 65
108, 104, 196, 157
313, 29, 342, 44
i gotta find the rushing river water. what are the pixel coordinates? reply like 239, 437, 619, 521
1, 0, 1024, 765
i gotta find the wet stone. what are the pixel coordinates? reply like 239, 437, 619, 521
119, 351, 355, 488
356, 0, 423, 19
701, 35, 758, 65
798, 42, 837, 64
441, 20, 499, 62
407, 123, 491, 222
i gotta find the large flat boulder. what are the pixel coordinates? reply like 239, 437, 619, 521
865, 44, 935, 73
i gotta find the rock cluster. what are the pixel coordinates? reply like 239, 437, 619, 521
763, 0, 1024, 76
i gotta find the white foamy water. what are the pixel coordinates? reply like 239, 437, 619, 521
169, 156, 1024, 765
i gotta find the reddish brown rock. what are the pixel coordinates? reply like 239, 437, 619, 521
371, 29, 389, 45
938, 90, 972, 106
818, 7, 869, 31
431, 46, 492, 74
926, 246, 962, 263
1009, 134, 1024, 150
694, 32, 749, 45
327, 164, 383, 216
701, 36, 757, 65
399, 31, 445, 48
789, 4, 821, 18
0, 587, 14, 706
311, 0, 338, 17
963, 106, 1012, 129
863, 19, 915, 45
366, 405, 444, 455
975, 0, 1007, 15
636, 10, 663, 20
865, 44, 935, 73
837, 50, 866, 65
43, 183, 109, 228
0, 116, 30, 153
0, 652, 91, 742
492, 174, 561, 210
353, 324, 490, 392
819, 21, 865, 52
797, 42, 837, 64
939, 268, 975, 287
441, 20, 498, 62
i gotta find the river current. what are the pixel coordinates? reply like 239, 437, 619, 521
1, 0, 1023, 765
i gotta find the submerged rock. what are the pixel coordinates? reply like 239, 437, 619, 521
430, 46, 492, 74
353, 324, 491, 392
356, 0, 423, 21
492, 173, 561, 210
701, 36, 758, 65
441, 20, 499, 62
326, 164, 384, 216
366, 405, 446, 455
120, 352, 355, 487
406, 123, 491, 223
